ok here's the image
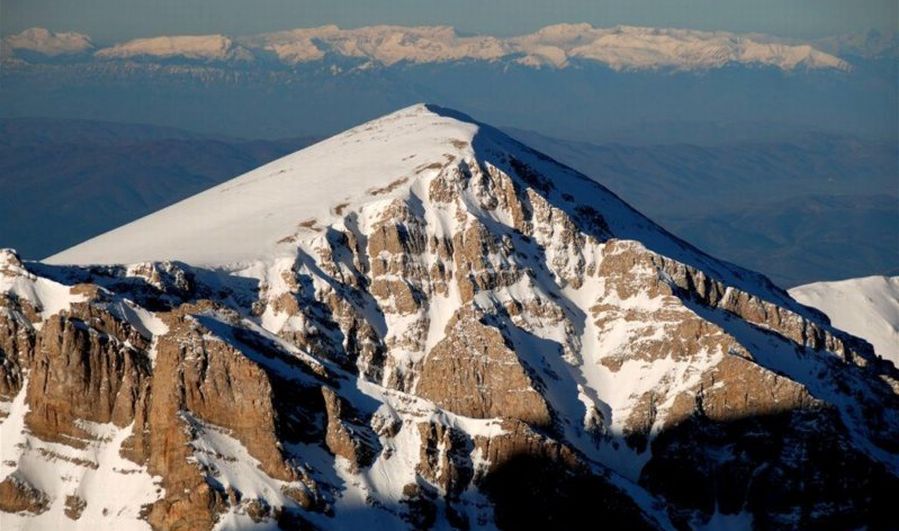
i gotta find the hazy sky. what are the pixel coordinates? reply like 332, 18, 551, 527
2, 0, 896, 43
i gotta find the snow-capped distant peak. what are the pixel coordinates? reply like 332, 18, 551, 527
790, 276, 899, 364
245, 24, 509, 66
94, 34, 253, 62
509, 24, 850, 70
2, 27, 93, 56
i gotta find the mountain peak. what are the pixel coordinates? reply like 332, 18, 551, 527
5, 104, 898, 529
46, 103, 479, 266
46, 104, 813, 319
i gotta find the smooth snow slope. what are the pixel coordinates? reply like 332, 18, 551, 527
791, 276, 899, 364
46, 104, 480, 266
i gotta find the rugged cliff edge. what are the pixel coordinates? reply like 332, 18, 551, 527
2, 105, 897, 530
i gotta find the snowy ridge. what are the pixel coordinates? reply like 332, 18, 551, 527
44, 104, 818, 326
46, 104, 816, 320
791, 276, 899, 364
46, 104, 479, 266
0, 249, 87, 328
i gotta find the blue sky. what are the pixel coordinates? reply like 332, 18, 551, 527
2, 0, 896, 42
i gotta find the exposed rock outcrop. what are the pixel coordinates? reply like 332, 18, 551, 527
0, 476, 50, 515
321, 386, 377, 471
416, 311, 552, 427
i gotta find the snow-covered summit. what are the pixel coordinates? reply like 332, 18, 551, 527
94, 34, 253, 62
791, 276, 899, 364
46, 103, 813, 318
2, 27, 93, 56
46, 104, 481, 266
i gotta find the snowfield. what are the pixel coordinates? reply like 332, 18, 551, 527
791, 276, 899, 365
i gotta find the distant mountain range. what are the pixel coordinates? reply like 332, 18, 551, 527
2, 24, 860, 71
2, 25, 896, 143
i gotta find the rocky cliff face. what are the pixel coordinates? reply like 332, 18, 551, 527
2, 105, 897, 530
